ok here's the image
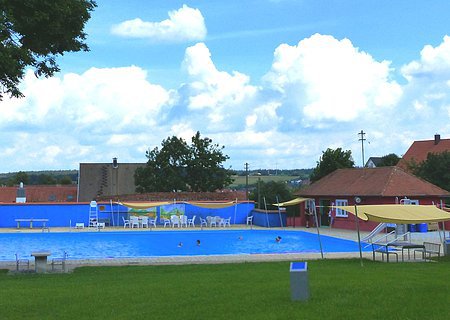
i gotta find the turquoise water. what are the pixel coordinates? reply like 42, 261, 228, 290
0, 230, 369, 261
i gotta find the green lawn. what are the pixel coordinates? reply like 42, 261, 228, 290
1, 259, 449, 319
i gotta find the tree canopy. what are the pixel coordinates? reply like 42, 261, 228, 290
377, 153, 401, 167
249, 180, 293, 210
411, 151, 450, 191
135, 132, 232, 192
0, 0, 96, 99
310, 148, 355, 183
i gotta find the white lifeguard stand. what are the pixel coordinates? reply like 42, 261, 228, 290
89, 201, 98, 229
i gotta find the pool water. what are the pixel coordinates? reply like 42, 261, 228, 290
0, 230, 369, 261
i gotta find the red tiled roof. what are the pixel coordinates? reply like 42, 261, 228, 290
0, 185, 77, 203
397, 136, 450, 169
297, 167, 450, 197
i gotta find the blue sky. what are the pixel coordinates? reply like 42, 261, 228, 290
1, 0, 450, 172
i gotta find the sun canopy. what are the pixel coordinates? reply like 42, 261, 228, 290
119, 201, 236, 210
273, 197, 311, 207
336, 204, 450, 223
187, 201, 236, 209
119, 201, 171, 209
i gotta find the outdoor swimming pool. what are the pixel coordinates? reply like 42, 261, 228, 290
0, 230, 370, 261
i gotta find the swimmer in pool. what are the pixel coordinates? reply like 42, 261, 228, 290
196, 239, 201, 246
178, 242, 183, 247
275, 236, 282, 243
238, 236, 243, 240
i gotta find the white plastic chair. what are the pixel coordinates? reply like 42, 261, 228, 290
220, 217, 231, 227
141, 216, 149, 228
246, 216, 253, 225
122, 217, 130, 228
149, 217, 157, 228
200, 217, 208, 227
163, 218, 171, 228
213, 216, 222, 227
15, 253, 29, 271
171, 215, 180, 228
188, 215, 196, 227
130, 216, 140, 228
179, 215, 188, 227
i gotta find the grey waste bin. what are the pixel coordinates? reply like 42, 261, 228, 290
289, 262, 309, 301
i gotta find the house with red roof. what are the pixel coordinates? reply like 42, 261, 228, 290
397, 134, 450, 170
295, 166, 450, 231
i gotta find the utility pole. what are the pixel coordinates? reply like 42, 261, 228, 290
244, 162, 249, 200
358, 130, 366, 167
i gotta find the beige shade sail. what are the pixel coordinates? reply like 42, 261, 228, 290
187, 201, 236, 209
336, 204, 450, 223
118, 201, 172, 209
272, 197, 311, 207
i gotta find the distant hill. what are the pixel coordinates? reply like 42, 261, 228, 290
0, 170, 78, 186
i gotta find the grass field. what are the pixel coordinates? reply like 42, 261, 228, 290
1, 258, 449, 319
230, 175, 299, 188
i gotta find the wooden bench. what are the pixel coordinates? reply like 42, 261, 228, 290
15, 218, 49, 229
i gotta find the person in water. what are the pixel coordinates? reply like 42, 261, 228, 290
178, 242, 183, 247
196, 239, 201, 246
275, 236, 282, 243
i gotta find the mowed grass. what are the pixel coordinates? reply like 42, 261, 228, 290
1, 259, 449, 320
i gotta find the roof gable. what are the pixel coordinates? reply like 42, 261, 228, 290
398, 136, 450, 169
297, 167, 450, 197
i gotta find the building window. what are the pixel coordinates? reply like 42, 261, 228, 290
335, 199, 348, 217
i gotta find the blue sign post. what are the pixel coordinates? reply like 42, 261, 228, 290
289, 262, 309, 301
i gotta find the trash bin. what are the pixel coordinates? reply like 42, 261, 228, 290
289, 262, 309, 301
417, 223, 428, 233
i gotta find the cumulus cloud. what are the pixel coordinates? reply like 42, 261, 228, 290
2, 34, 450, 172
111, 5, 206, 42
180, 42, 259, 130
402, 35, 450, 81
264, 34, 402, 122
0, 67, 175, 170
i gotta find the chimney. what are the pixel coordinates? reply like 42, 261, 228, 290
434, 134, 440, 145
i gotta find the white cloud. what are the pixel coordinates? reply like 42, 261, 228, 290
0, 66, 175, 170
264, 34, 402, 122
111, 5, 206, 42
181, 43, 259, 130
2, 35, 450, 173
402, 35, 450, 81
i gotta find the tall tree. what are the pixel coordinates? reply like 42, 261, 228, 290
377, 153, 400, 167
249, 180, 292, 209
135, 132, 232, 193
186, 132, 232, 192
412, 151, 450, 191
135, 136, 190, 193
0, 0, 96, 99
310, 148, 354, 183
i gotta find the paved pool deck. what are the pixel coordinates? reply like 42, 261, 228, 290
1, 226, 447, 272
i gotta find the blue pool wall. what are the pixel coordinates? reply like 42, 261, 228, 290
251, 209, 287, 228
0, 202, 255, 228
